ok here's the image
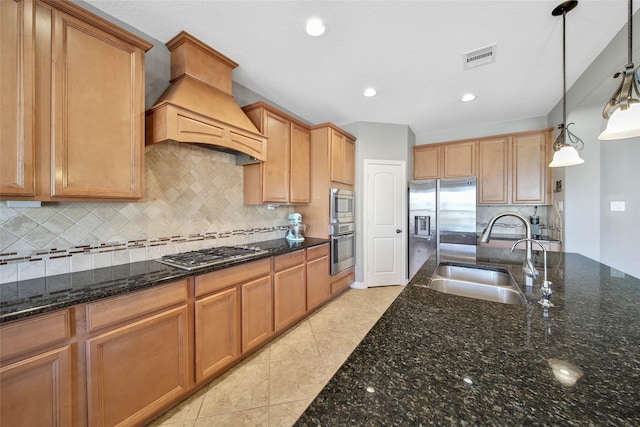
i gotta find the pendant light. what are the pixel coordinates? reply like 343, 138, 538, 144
598, 0, 640, 140
549, 1, 585, 168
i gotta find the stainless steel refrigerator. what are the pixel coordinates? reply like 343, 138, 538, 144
408, 177, 477, 279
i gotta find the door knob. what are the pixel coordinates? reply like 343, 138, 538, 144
396, 229, 402, 233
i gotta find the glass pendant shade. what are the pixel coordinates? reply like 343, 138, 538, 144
549, 145, 585, 167
549, 1, 585, 168
599, 0, 640, 140
598, 102, 640, 140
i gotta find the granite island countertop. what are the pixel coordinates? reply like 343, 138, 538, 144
296, 247, 640, 425
0, 237, 328, 323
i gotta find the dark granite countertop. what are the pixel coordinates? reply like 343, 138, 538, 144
0, 238, 328, 323
297, 247, 640, 425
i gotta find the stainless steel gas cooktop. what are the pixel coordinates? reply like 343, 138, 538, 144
157, 246, 268, 271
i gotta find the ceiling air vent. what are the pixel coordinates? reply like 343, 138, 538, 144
463, 44, 496, 70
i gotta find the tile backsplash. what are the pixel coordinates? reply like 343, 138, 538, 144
476, 205, 559, 238
0, 142, 292, 283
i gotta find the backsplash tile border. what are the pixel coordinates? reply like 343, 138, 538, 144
0, 226, 288, 284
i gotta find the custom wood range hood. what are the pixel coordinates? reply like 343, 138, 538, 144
145, 32, 266, 163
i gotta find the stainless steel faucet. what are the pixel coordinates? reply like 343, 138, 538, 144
480, 212, 539, 278
512, 238, 553, 307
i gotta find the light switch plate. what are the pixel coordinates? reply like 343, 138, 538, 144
610, 201, 625, 211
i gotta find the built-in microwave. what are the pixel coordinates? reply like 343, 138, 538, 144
329, 188, 355, 224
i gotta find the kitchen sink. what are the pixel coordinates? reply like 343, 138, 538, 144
426, 263, 527, 305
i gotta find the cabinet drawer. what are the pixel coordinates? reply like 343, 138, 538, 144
195, 258, 271, 297
0, 309, 71, 361
274, 250, 305, 271
331, 271, 354, 295
86, 280, 188, 332
307, 244, 329, 261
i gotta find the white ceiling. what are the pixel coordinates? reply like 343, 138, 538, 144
82, 0, 639, 136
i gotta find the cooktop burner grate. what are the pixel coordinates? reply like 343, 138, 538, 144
157, 246, 268, 270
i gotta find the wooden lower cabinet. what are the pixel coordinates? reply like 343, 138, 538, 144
0, 246, 342, 425
274, 250, 307, 332
85, 280, 190, 427
306, 244, 330, 311
195, 287, 240, 382
331, 267, 355, 295
242, 275, 274, 352
0, 346, 72, 427
0, 309, 74, 427
86, 305, 189, 427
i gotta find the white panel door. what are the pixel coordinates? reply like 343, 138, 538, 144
365, 160, 406, 287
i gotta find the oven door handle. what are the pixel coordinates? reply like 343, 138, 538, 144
332, 232, 354, 240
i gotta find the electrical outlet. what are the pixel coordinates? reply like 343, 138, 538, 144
610, 201, 625, 212
610, 268, 625, 278
557, 201, 563, 211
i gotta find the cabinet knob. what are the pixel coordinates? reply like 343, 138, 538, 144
396, 229, 402, 233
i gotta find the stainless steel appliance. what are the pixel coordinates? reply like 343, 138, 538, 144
328, 188, 355, 276
157, 246, 268, 270
408, 177, 477, 279
330, 188, 355, 224
285, 212, 306, 242
329, 222, 355, 276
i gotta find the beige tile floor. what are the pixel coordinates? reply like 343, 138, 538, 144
147, 285, 404, 427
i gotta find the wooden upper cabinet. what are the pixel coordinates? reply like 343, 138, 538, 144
242, 102, 310, 204
511, 131, 551, 204
415, 128, 552, 205
477, 129, 552, 205
478, 137, 509, 204
413, 144, 441, 179
443, 141, 476, 178
413, 141, 475, 180
0, 0, 152, 201
343, 137, 356, 186
50, 6, 148, 199
329, 128, 355, 186
261, 110, 290, 203
289, 122, 311, 204
0, 0, 35, 196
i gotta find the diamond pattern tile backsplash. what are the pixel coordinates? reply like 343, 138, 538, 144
0, 142, 292, 283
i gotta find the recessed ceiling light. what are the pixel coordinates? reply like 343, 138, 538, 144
364, 88, 377, 97
305, 17, 325, 36
460, 93, 476, 102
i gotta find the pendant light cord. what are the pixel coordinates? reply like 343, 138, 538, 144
562, 9, 567, 125
627, 0, 633, 65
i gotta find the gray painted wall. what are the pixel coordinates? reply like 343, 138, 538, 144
547, 9, 640, 279
415, 116, 549, 145
347, 122, 414, 284
72, 1, 640, 280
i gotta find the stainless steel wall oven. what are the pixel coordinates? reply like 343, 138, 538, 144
330, 223, 355, 276
329, 188, 355, 276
